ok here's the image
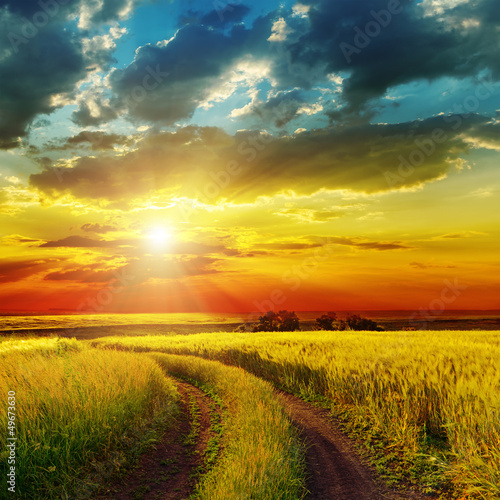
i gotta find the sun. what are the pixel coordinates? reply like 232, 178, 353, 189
147, 227, 172, 246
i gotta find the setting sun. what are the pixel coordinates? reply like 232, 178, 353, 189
147, 227, 172, 247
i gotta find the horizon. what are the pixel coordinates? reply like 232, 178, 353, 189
1, 0, 499, 314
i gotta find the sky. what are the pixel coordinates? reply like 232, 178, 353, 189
0, 0, 499, 314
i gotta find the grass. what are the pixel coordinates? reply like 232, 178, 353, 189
92, 329, 500, 499
150, 353, 307, 500
0, 338, 179, 499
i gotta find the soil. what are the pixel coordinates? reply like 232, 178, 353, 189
94, 380, 425, 500
277, 391, 424, 500
94, 381, 215, 500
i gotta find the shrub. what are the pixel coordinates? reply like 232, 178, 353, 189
315, 312, 338, 330
253, 311, 300, 332
338, 314, 382, 331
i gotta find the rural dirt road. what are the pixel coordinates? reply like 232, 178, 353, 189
277, 391, 420, 500
95, 381, 216, 500
96, 381, 420, 499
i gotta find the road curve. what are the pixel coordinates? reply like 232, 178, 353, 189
277, 391, 403, 500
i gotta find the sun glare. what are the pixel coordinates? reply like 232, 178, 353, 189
147, 227, 172, 246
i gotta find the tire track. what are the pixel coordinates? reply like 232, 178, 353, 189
94, 381, 216, 500
277, 392, 421, 500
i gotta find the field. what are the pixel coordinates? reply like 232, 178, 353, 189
1, 329, 499, 499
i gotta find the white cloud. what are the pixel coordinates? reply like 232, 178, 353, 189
420, 0, 470, 17
297, 103, 323, 115
292, 4, 311, 18
268, 18, 292, 42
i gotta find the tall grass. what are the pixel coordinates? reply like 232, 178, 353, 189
0, 338, 178, 499
92, 330, 500, 498
150, 353, 306, 500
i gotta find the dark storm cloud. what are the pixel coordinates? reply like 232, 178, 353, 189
251, 90, 305, 127
0, 0, 144, 148
0, 0, 76, 18
286, 0, 500, 111
0, 19, 86, 148
107, 13, 271, 124
29, 114, 498, 203
199, 4, 251, 27
71, 98, 119, 127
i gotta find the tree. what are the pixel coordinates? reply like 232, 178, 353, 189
253, 310, 300, 332
278, 310, 300, 332
315, 311, 337, 330
338, 314, 382, 331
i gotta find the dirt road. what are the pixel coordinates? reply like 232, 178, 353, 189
277, 392, 419, 500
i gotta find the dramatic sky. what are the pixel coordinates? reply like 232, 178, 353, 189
0, 0, 499, 314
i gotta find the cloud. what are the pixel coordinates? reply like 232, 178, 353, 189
283, 0, 500, 111
275, 208, 343, 222
0, 13, 86, 148
410, 261, 457, 269
29, 114, 497, 204
81, 223, 119, 233
77, 0, 145, 28
246, 89, 305, 126
108, 22, 257, 124
0, 0, 145, 148
71, 97, 119, 127
44, 267, 118, 283
112, 255, 223, 284
462, 120, 500, 151
257, 235, 412, 252
66, 131, 131, 151
0, 258, 64, 282
199, 5, 251, 27
39, 236, 116, 248
1, 234, 43, 246
328, 237, 412, 251
435, 231, 485, 239
38, 232, 239, 256
257, 242, 324, 251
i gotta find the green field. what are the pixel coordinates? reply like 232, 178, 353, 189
1, 330, 499, 499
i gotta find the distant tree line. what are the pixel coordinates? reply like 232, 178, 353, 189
252, 310, 300, 332
236, 310, 383, 332
315, 311, 383, 331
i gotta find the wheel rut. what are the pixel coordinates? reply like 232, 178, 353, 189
94, 381, 217, 500
277, 391, 422, 500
